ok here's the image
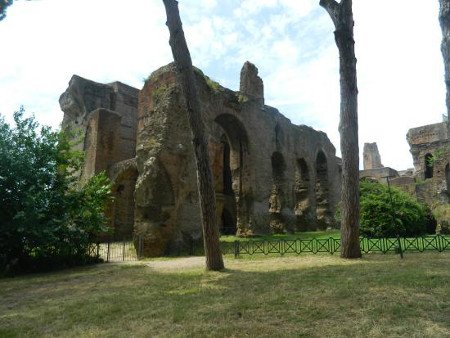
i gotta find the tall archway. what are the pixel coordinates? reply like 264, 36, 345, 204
315, 151, 331, 228
425, 153, 434, 179
295, 158, 311, 230
219, 134, 237, 235
214, 114, 250, 234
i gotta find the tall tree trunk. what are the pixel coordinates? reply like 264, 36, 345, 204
162, 0, 224, 271
440, 0, 450, 130
320, 0, 361, 258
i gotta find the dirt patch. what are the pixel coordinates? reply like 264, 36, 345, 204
145, 256, 206, 271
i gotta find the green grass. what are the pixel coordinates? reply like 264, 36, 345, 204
220, 230, 340, 243
1, 253, 449, 337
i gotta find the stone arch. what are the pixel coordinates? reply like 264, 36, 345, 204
214, 114, 250, 234
315, 150, 331, 228
110, 165, 138, 240
425, 153, 434, 179
269, 151, 286, 232
294, 158, 312, 229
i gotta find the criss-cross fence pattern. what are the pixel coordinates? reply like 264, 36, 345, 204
233, 235, 450, 257
91, 235, 449, 262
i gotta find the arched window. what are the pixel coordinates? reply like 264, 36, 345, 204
425, 153, 434, 179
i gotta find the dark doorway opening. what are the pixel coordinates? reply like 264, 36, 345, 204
425, 153, 434, 179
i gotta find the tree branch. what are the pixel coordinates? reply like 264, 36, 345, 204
319, 0, 340, 27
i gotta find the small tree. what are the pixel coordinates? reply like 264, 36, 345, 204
162, 0, 224, 270
320, 0, 361, 258
0, 109, 112, 273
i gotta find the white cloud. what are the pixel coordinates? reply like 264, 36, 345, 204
0, 0, 446, 171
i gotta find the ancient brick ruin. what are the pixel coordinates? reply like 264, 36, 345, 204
406, 122, 450, 205
361, 121, 450, 233
60, 62, 342, 256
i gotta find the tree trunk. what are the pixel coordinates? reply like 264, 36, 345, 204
320, 0, 361, 258
162, 0, 224, 270
440, 0, 450, 118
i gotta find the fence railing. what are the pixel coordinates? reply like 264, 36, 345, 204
90, 235, 450, 262
234, 235, 450, 257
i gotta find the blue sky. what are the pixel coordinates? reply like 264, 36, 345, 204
0, 0, 445, 170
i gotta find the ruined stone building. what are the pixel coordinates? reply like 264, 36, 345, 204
406, 122, 450, 204
60, 62, 341, 256
361, 121, 450, 232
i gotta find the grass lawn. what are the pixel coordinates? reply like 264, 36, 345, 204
1, 252, 449, 337
220, 230, 341, 243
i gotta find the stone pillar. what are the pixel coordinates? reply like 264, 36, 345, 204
239, 61, 264, 105
83, 108, 122, 181
363, 142, 383, 170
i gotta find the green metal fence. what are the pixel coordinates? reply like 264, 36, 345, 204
91, 235, 449, 262
233, 235, 450, 257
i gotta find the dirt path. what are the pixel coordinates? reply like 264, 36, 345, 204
145, 256, 206, 271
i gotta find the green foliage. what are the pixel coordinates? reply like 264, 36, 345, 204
359, 180, 433, 238
432, 204, 450, 234
426, 148, 445, 167
0, 108, 112, 274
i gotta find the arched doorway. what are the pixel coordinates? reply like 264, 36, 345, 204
213, 114, 250, 235
315, 151, 331, 228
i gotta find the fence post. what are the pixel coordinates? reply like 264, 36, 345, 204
106, 241, 110, 262
234, 240, 240, 258
96, 243, 100, 258
437, 234, 443, 252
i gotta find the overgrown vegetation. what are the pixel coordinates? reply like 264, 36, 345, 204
0, 253, 448, 337
359, 180, 434, 238
426, 147, 446, 167
0, 109, 112, 274
432, 204, 450, 234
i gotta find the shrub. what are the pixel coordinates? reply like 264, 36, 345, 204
359, 180, 432, 238
0, 109, 112, 274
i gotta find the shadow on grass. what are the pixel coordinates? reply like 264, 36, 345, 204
0, 253, 449, 337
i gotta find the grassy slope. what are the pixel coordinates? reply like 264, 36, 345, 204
0, 253, 449, 337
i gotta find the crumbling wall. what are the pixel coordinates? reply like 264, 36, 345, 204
363, 142, 383, 170
135, 62, 341, 255
407, 122, 450, 205
60, 63, 342, 256
60, 75, 139, 240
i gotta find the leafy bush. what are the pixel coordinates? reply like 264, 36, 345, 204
359, 180, 433, 238
0, 109, 112, 274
